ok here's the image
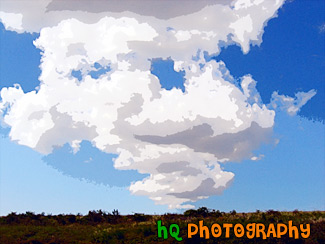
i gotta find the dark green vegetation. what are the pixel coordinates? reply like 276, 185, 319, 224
1, 208, 324, 243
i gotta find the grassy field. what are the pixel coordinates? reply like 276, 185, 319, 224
1, 209, 324, 243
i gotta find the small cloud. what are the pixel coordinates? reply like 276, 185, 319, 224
251, 154, 264, 161
319, 23, 325, 34
0, 11, 23, 31
84, 157, 93, 163
269, 89, 317, 116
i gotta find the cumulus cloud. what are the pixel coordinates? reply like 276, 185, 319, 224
1, 0, 315, 208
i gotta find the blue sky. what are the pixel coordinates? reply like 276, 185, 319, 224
0, 0, 324, 215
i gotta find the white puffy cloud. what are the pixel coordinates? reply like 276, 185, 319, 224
0, 0, 298, 208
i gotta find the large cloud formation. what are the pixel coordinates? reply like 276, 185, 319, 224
0, 0, 315, 208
